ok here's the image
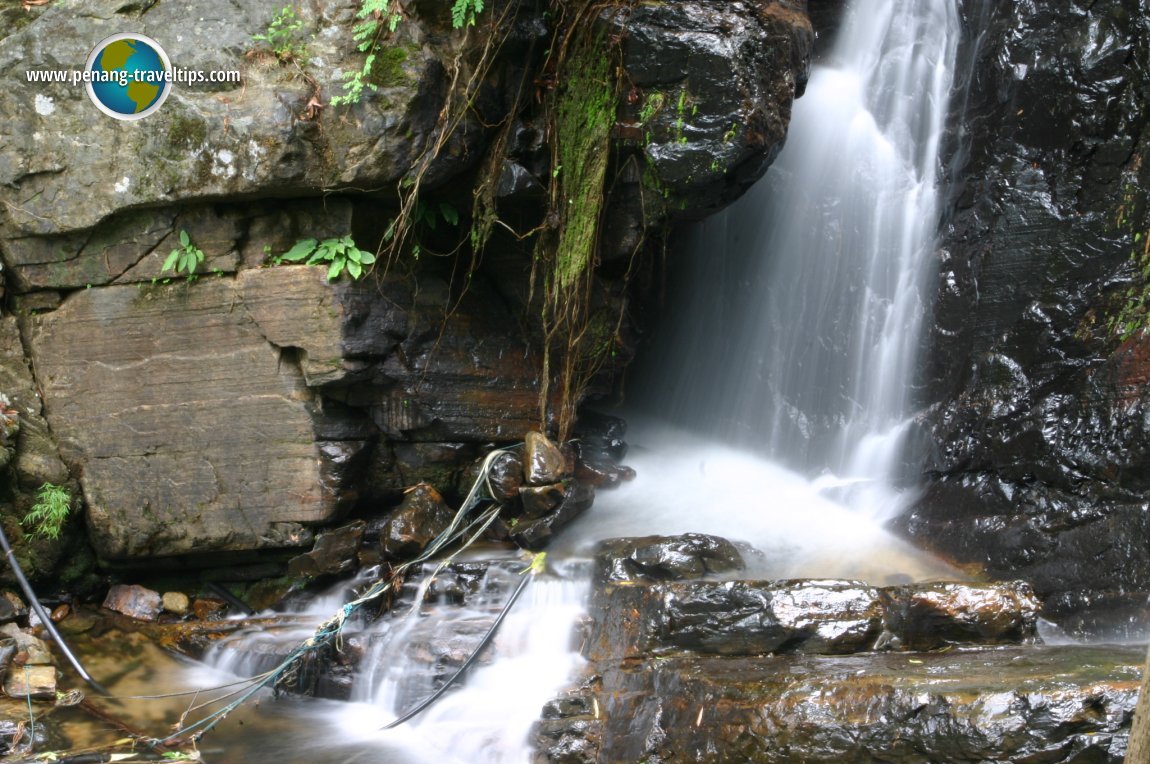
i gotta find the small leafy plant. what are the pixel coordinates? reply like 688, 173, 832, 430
162, 230, 205, 278
332, 0, 485, 107
278, 235, 376, 280
451, 0, 485, 28
22, 483, 71, 541
253, 6, 308, 62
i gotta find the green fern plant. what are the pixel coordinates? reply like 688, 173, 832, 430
451, 0, 485, 28
253, 6, 308, 62
331, 0, 485, 107
277, 235, 376, 280
22, 483, 72, 541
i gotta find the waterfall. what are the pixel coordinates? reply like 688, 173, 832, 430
644, 0, 961, 498
192, 4, 964, 762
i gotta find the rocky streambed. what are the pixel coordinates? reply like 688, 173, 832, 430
0, 532, 1139, 763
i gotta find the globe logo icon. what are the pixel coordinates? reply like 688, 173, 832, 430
84, 33, 172, 120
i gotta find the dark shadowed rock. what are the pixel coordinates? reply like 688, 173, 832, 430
608, 0, 814, 230
379, 484, 454, 561
287, 521, 365, 578
593, 533, 745, 584
906, 0, 1150, 635
520, 483, 567, 520
509, 482, 594, 551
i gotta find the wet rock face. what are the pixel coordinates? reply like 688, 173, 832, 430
537, 647, 1141, 764
906, 0, 1150, 635
542, 533, 1126, 763
606, 0, 813, 253
587, 578, 1038, 661
593, 534, 745, 584
377, 484, 454, 561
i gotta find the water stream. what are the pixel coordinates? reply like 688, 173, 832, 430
183, 1, 963, 760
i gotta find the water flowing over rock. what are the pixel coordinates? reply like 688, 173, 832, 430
903, 0, 1150, 637
537, 534, 1131, 764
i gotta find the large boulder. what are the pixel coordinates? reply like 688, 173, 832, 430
0, 0, 472, 240
602, 0, 814, 258
901, 0, 1150, 636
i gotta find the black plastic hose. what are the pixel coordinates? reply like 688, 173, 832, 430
0, 524, 109, 695
382, 571, 533, 730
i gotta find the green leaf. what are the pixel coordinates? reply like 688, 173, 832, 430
440, 202, 459, 226
327, 259, 343, 281
347, 259, 362, 279
162, 250, 180, 272
358, 251, 376, 265
179, 230, 190, 247
281, 239, 318, 262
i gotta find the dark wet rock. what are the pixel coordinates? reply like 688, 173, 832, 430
524, 432, 569, 486
607, 0, 814, 232
587, 576, 1040, 661
287, 521, 366, 578
486, 450, 524, 502
534, 694, 603, 764
593, 534, 745, 584
191, 598, 228, 621
509, 482, 594, 551
574, 454, 636, 489
906, 0, 1150, 634
102, 584, 162, 622
551, 646, 1141, 764
572, 411, 629, 460
886, 581, 1041, 651
379, 484, 454, 561
520, 483, 567, 520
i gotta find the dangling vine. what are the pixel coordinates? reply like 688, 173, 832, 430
532, 1, 624, 440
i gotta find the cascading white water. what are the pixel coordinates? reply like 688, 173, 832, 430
191, 4, 964, 762
645, 0, 961, 505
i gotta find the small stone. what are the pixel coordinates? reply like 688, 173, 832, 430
576, 454, 637, 488
102, 584, 162, 621
162, 592, 190, 616
0, 592, 27, 623
192, 598, 227, 620
524, 431, 568, 486
4, 665, 57, 700
487, 451, 523, 501
0, 623, 52, 665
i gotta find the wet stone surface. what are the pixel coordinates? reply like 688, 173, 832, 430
593, 533, 745, 584
537, 646, 1142, 763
